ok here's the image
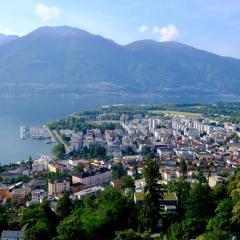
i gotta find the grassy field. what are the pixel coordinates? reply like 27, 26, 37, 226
148, 110, 202, 117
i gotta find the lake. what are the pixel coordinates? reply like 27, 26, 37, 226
0, 92, 237, 164
0, 93, 171, 164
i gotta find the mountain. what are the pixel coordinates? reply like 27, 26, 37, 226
0, 26, 239, 99
0, 33, 19, 46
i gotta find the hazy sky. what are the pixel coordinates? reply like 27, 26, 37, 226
1, 0, 240, 58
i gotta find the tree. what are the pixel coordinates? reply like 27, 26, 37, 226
166, 177, 191, 218
21, 200, 59, 240
0, 206, 9, 234
112, 163, 125, 180
52, 144, 66, 158
196, 170, 207, 184
232, 201, 240, 226
24, 220, 49, 240
125, 146, 135, 156
56, 192, 72, 218
182, 183, 216, 238
180, 160, 187, 174
168, 222, 183, 240
56, 214, 83, 240
122, 175, 135, 190
213, 184, 228, 202
205, 199, 233, 239
143, 157, 163, 231
73, 163, 84, 174
28, 155, 33, 171
115, 229, 150, 240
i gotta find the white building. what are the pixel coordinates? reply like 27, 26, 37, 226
32, 155, 51, 173
31, 189, 47, 204
71, 132, 83, 151
72, 186, 104, 200
48, 178, 70, 196
1, 230, 24, 240
72, 168, 112, 188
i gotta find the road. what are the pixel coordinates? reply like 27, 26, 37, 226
47, 127, 72, 153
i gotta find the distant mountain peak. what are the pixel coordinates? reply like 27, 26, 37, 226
0, 25, 239, 100
29, 25, 91, 37
0, 33, 19, 46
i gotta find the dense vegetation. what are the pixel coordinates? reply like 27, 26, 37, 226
69, 146, 107, 159
48, 117, 121, 133
48, 103, 240, 132
1, 157, 239, 239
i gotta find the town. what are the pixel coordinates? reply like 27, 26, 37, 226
0, 104, 240, 239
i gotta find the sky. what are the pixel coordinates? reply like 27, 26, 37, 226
0, 0, 240, 58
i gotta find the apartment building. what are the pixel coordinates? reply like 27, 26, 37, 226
48, 178, 70, 196
72, 168, 112, 188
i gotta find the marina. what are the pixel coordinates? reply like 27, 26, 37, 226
20, 125, 54, 143
29, 125, 51, 139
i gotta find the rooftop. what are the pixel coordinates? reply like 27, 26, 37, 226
1, 230, 24, 238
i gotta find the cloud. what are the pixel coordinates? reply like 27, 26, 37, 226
0, 26, 22, 36
152, 24, 179, 42
35, 3, 60, 22
139, 24, 149, 33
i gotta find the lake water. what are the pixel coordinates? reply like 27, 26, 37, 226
0, 92, 237, 164
0, 93, 174, 164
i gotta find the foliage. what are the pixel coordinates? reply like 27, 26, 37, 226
21, 200, 59, 240
122, 175, 135, 190
114, 229, 150, 240
52, 144, 66, 158
142, 157, 163, 232
56, 192, 72, 218
73, 163, 84, 174
112, 162, 126, 180
56, 187, 135, 240
2, 162, 240, 240
69, 146, 106, 159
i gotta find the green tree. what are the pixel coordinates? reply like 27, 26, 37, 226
180, 160, 187, 174
56, 192, 72, 218
28, 155, 33, 171
122, 175, 135, 191
168, 222, 183, 240
125, 146, 135, 156
56, 214, 83, 240
166, 177, 191, 219
73, 163, 84, 174
196, 170, 207, 183
21, 200, 58, 240
0, 206, 9, 234
182, 183, 216, 238
115, 229, 150, 240
213, 183, 228, 202
143, 157, 163, 231
24, 220, 49, 240
112, 163, 125, 180
232, 201, 240, 226
52, 144, 66, 158
205, 199, 233, 239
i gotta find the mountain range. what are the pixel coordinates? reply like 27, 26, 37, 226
0, 26, 239, 99
0, 33, 19, 46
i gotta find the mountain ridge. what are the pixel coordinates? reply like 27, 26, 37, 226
0, 33, 19, 46
0, 25, 239, 99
